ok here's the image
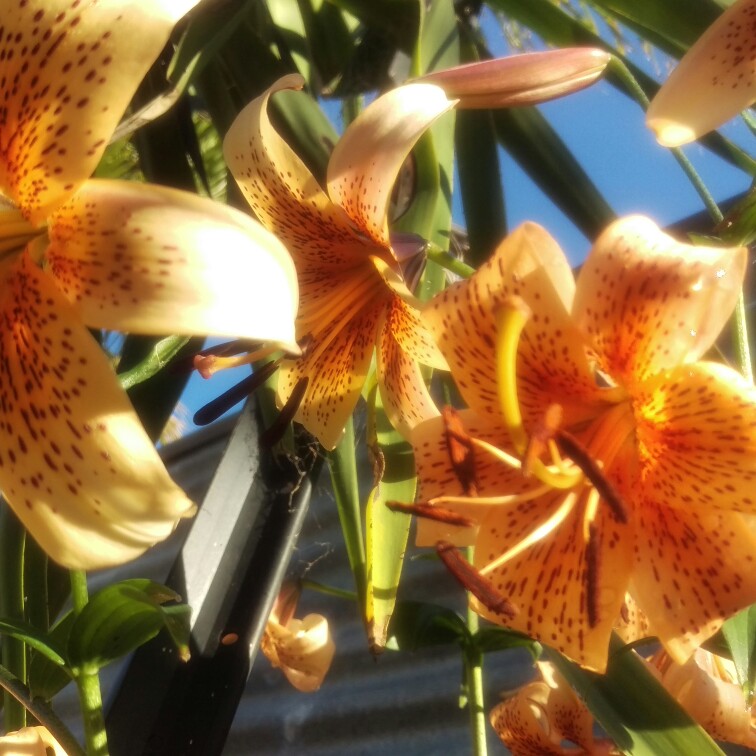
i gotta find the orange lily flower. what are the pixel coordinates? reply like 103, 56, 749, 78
0, 0, 299, 568
0, 726, 67, 756
646, 0, 756, 146
490, 662, 617, 755
649, 647, 756, 749
413, 216, 756, 671
260, 581, 335, 693
223, 50, 611, 449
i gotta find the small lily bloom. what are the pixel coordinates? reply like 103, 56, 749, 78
490, 662, 617, 755
646, 0, 756, 146
416, 48, 611, 108
649, 647, 756, 748
0, 726, 67, 756
224, 73, 451, 449
260, 581, 335, 693
412, 216, 756, 671
0, 0, 299, 569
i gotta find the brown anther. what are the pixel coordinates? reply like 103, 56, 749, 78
555, 430, 630, 524
220, 633, 239, 646
436, 541, 517, 620
260, 376, 309, 447
585, 523, 600, 628
442, 405, 478, 497
523, 402, 563, 476
193, 353, 217, 380
386, 501, 475, 528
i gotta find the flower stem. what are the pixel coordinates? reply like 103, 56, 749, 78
426, 243, 475, 279
70, 570, 109, 756
116, 335, 189, 390
0, 501, 27, 732
465, 547, 488, 756
0, 662, 85, 755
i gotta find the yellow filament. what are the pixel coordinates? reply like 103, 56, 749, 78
479, 491, 578, 576
582, 486, 601, 542
429, 483, 553, 508
204, 346, 280, 375
495, 299, 530, 455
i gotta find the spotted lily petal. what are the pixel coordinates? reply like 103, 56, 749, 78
326, 83, 455, 248
636, 361, 756, 516
424, 223, 600, 425
418, 49, 611, 109
223, 74, 369, 270
0, 726, 67, 756
474, 481, 632, 672
574, 216, 746, 385
0, 252, 195, 569
45, 179, 299, 351
646, 0, 756, 146
0, 0, 199, 224
631, 502, 756, 664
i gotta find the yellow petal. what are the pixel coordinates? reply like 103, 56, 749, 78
411, 410, 539, 546
474, 487, 631, 672
0, 726, 67, 756
424, 222, 599, 425
635, 362, 756, 516
376, 299, 440, 440
0, 252, 195, 569
261, 613, 335, 693
630, 502, 756, 665
45, 179, 299, 352
418, 48, 611, 108
574, 216, 746, 385
646, 0, 756, 146
278, 303, 382, 450
327, 83, 454, 248
224, 74, 371, 268
0, 0, 199, 224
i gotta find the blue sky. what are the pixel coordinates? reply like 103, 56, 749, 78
177, 9, 753, 432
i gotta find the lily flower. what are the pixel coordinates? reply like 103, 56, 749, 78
646, 0, 756, 146
0, 0, 299, 569
490, 662, 617, 755
223, 49, 611, 448
649, 647, 756, 749
0, 726, 67, 756
260, 581, 335, 693
412, 216, 756, 671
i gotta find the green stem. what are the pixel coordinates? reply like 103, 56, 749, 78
70, 571, 109, 756
327, 417, 367, 606
465, 547, 487, 756
0, 662, 85, 755
0, 501, 27, 732
426, 243, 475, 279
116, 335, 189, 390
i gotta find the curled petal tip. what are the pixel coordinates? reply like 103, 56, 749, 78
645, 117, 698, 148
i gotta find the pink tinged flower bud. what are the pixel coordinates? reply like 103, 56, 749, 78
416, 48, 612, 109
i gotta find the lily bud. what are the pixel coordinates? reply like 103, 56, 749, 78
416, 48, 611, 109
647, 0, 756, 147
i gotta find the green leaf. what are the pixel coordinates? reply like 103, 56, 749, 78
473, 626, 541, 657
388, 600, 470, 651
365, 389, 416, 652
722, 603, 756, 702
67, 580, 190, 675
28, 613, 76, 701
0, 618, 66, 667
550, 635, 725, 755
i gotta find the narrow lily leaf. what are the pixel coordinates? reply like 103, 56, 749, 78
388, 600, 470, 651
0, 619, 66, 666
722, 603, 756, 701
266, 0, 311, 82
365, 388, 416, 652
550, 636, 725, 755
493, 105, 616, 239
589, 0, 722, 56
717, 189, 756, 247
28, 614, 76, 701
474, 627, 541, 657
67, 579, 190, 675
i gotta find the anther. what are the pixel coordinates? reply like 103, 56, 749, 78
259, 376, 309, 447
386, 501, 475, 528
436, 541, 517, 619
586, 523, 600, 628
523, 403, 563, 476
442, 405, 478, 496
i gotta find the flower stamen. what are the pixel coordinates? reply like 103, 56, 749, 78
442, 405, 478, 496
386, 501, 476, 527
